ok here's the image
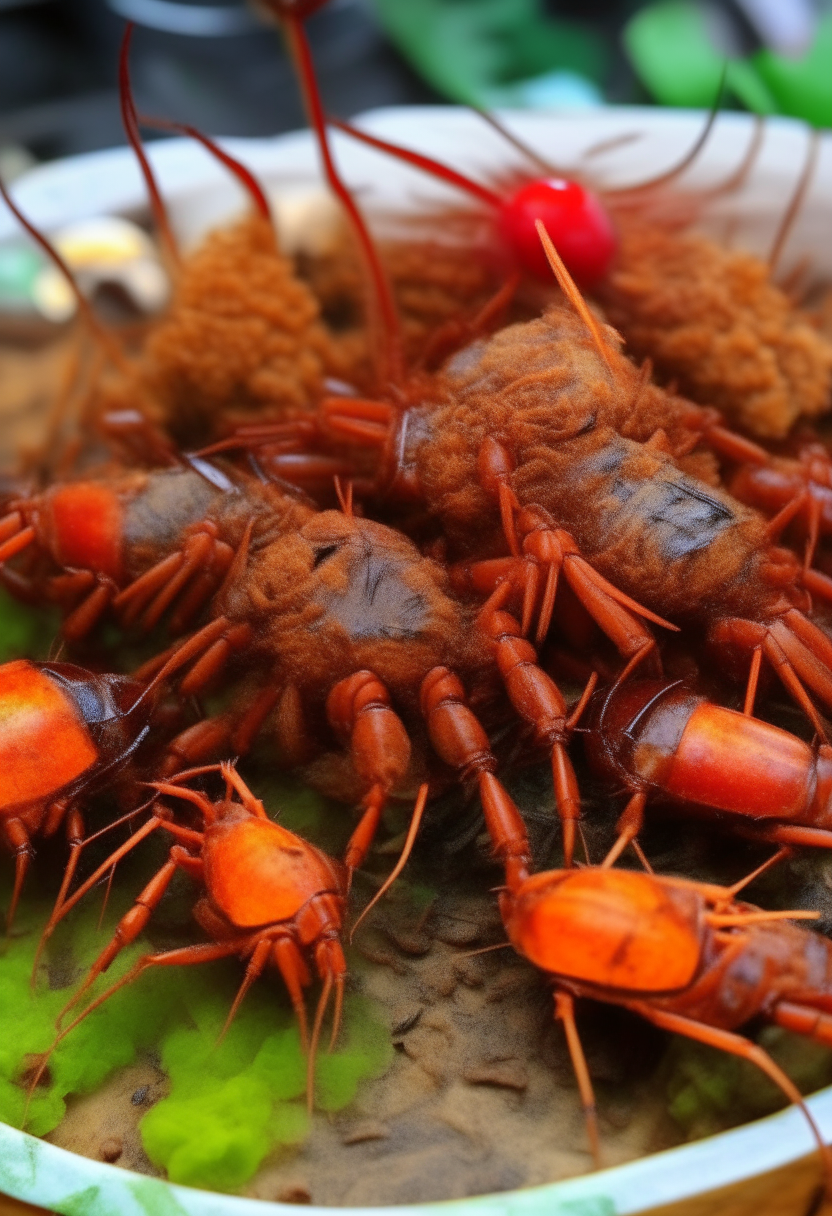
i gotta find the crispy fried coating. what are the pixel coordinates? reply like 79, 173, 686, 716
815, 287, 832, 343
597, 226, 832, 440
140, 215, 332, 442
297, 229, 545, 386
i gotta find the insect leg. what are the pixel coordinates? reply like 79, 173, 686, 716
601, 791, 648, 869
2, 815, 35, 930
554, 990, 601, 1168
115, 552, 186, 625
734, 823, 832, 850
41, 802, 83, 928
0, 513, 36, 564
26, 934, 253, 1119
420, 666, 531, 890
113, 526, 233, 632
627, 1002, 832, 1191
140, 529, 234, 632
177, 624, 252, 697
771, 1002, 832, 1048
273, 936, 312, 1051
57, 843, 199, 1025
218, 937, 273, 1042
62, 577, 116, 642
34, 812, 174, 966
321, 396, 395, 447
478, 594, 585, 865
326, 671, 413, 877
160, 685, 280, 775
314, 937, 347, 1052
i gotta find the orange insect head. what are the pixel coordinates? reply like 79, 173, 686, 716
502, 868, 704, 993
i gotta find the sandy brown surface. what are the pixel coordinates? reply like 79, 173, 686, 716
0, 336, 76, 472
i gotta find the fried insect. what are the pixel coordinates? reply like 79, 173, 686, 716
29, 764, 351, 1110
0, 658, 153, 927
0, 462, 301, 640
147, 507, 594, 866
503, 864, 832, 1185
0, 437, 596, 867
585, 677, 832, 862
464, 771, 832, 1185
329, 107, 832, 439
326, 281, 832, 731
220, 16, 832, 736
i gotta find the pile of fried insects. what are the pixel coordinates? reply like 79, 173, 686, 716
2, 0, 832, 1205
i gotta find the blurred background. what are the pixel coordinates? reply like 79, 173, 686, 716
0, 0, 829, 180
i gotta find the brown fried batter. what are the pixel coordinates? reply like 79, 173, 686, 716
297, 227, 546, 387
598, 226, 832, 440
139, 214, 332, 443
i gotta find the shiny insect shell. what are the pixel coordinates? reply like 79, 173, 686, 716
584, 677, 832, 861
0, 658, 152, 925
29, 765, 350, 1111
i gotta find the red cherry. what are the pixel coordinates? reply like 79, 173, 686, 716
499, 178, 617, 287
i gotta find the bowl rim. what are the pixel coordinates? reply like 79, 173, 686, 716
1, 104, 831, 1215
2, 1087, 831, 1215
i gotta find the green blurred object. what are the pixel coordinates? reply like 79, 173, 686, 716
624, 1, 830, 127
370, 0, 607, 108
0, 869, 392, 1193
0, 587, 60, 664
753, 13, 832, 127
0, 244, 42, 311
141, 993, 391, 1190
623, 2, 775, 113
666, 1026, 832, 1142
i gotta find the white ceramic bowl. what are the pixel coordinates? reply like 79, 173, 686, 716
1, 107, 831, 1216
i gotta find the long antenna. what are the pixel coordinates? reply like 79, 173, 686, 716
0, 176, 130, 371
273, 4, 403, 386
137, 113, 273, 227
119, 23, 180, 269
607, 63, 728, 197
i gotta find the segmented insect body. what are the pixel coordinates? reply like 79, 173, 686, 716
502, 865, 832, 1175
585, 677, 832, 859
329, 112, 832, 440
460, 768, 832, 1179
0, 658, 153, 925
0, 441, 594, 867
324, 300, 832, 731
31, 765, 351, 1109
0, 462, 309, 640
156, 500, 593, 867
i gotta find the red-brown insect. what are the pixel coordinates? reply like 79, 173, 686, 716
585, 676, 832, 862
0, 658, 154, 926
502, 864, 832, 1183
464, 770, 832, 1184
220, 13, 832, 739
0, 444, 597, 868
149, 514, 597, 867
324, 283, 832, 731
29, 763, 356, 1109
0, 461, 305, 640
